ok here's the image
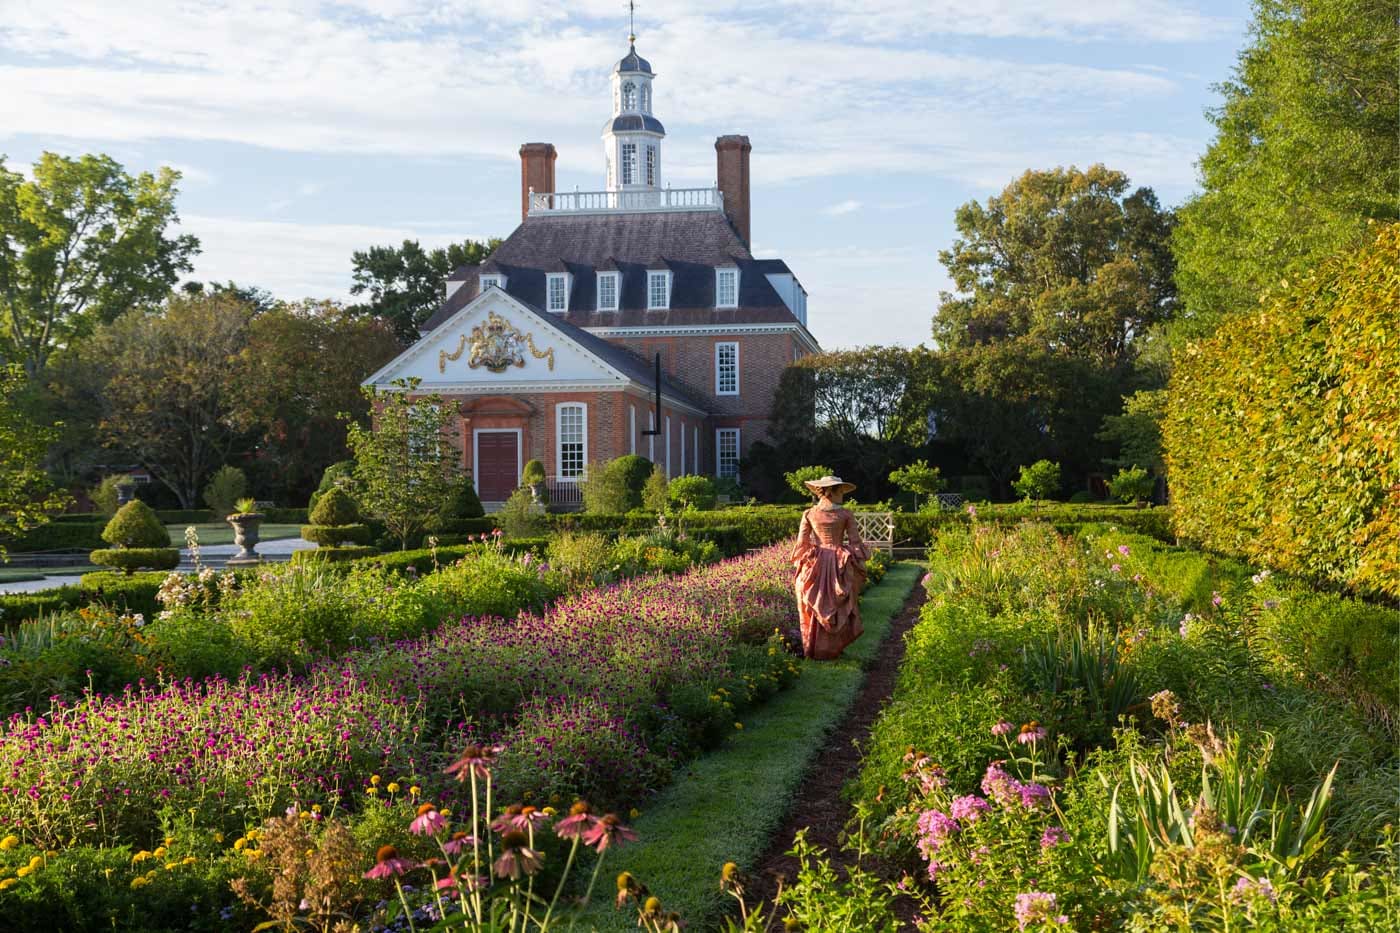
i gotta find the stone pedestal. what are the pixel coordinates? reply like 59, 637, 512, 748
226, 513, 265, 565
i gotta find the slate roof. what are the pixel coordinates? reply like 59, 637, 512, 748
615, 45, 653, 74
606, 114, 665, 134
426, 209, 806, 333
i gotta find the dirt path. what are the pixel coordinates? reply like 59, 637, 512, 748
749, 579, 928, 917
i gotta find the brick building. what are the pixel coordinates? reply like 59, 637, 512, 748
365, 38, 818, 507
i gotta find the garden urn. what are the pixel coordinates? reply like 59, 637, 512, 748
227, 512, 265, 565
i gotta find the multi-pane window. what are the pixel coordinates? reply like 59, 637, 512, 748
716, 342, 739, 395
621, 143, 637, 185
716, 267, 738, 307
621, 81, 637, 110
645, 145, 657, 186
479, 274, 503, 291
647, 271, 670, 309
547, 273, 568, 312
640, 83, 651, 113
557, 403, 586, 480
597, 272, 619, 311
716, 428, 740, 479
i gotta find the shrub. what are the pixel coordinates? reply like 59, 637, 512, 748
548, 532, 615, 585
289, 545, 379, 565
495, 487, 545, 539
889, 459, 946, 510
668, 474, 717, 511
1165, 223, 1400, 598
0, 586, 83, 628
89, 547, 181, 575
203, 465, 247, 518
438, 474, 485, 520
88, 474, 127, 517
299, 524, 372, 546
611, 454, 655, 500
784, 465, 835, 501
5, 520, 105, 552
78, 571, 169, 617
307, 459, 356, 513
309, 487, 359, 526
1107, 466, 1154, 504
100, 501, 171, 548
520, 458, 546, 486
642, 465, 669, 512
581, 455, 653, 513
1011, 459, 1061, 500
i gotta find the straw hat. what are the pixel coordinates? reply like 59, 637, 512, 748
803, 475, 856, 496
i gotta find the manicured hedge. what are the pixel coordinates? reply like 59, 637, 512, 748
77, 572, 169, 618
0, 586, 84, 628
5, 521, 107, 552
288, 545, 379, 565
351, 538, 550, 575
1165, 223, 1400, 599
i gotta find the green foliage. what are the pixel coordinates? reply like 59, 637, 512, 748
0, 586, 83, 627
1165, 224, 1400, 598
230, 497, 257, 516
344, 378, 461, 550
78, 571, 170, 618
289, 545, 379, 565
668, 474, 718, 511
775, 830, 903, 931
1172, 0, 1399, 333
299, 524, 371, 547
101, 501, 171, 548
1097, 388, 1167, 473
0, 152, 200, 377
308, 460, 356, 513
1107, 466, 1155, 504
201, 465, 246, 518
784, 465, 835, 500
495, 486, 545, 539
642, 465, 670, 513
0, 364, 69, 557
3, 518, 105, 552
1012, 459, 1062, 501
581, 454, 653, 513
89, 474, 127, 518
888, 459, 945, 510
520, 458, 546, 486
88, 548, 180, 575
547, 532, 614, 586
309, 486, 360, 526
349, 237, 501, 344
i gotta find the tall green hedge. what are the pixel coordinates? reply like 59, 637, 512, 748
1165, 223, 1400, 599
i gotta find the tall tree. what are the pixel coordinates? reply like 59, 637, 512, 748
75, 292, 256, 508
933, 165, 1177, 367
0, 364, 69, 556
229, 300, 401, 502
1173, 0, 1399, 333
0, 153, 200, 376
350, 238, 500, 344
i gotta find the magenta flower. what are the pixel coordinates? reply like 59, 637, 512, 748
949, 794, 991, 823
1017, 722, 1047, 745
554, 801, 601, 840
1040, 825, 1069, 849
982, 762, 1023, 806
926, 859, 949, 880
582, 813, 638, 853
410, 803, 448, 836
1019, 782, 1051, 809
492, 831, 544, 880
442, 831, 475, 856
445, 743, 501, 782
492, 804, 550, 834
1014, 892, 1068, 929
1117, 544, 1130, 557
915, 809, 959, 855
1212, 591, 1223, 607
991, 720, 1015, 737
364, 845, 418, 880
1232, 875, 1277, 903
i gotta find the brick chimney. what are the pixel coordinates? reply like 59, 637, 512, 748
715, 135, 752, 245
519, 143, 557, 223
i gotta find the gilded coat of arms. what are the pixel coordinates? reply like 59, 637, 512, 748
439, 311, 556, 374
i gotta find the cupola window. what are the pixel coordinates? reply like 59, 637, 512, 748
621, 81, 637, 110
645, 145, 657, 186
640, 83, 651, 113
621, 143, 637, 185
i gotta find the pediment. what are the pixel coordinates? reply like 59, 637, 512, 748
364, 290, 627, 390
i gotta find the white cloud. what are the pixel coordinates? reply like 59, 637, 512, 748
822, 199, 862, 216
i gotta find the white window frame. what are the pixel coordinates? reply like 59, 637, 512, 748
679, 419, 685, 474
621, 142, 637, 185
555, 402, 588, 482
621, 81, 637, 110
597, 272, 620, 312
716, 427, 740, 480
715, 341, 739, 396
546, 273, 569, 313
479, 274, 504, 292
648, 410, 655, 462
640, 82, 651, 113
629, 404, 637, 455
647, 270, 671, 310
645, 145, 657, 186
715, 267, 739, 308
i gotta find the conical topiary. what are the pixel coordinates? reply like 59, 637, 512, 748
101, 501, 171, 548
310, 486, 360, 526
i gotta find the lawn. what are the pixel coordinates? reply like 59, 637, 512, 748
164, 522, 304, 546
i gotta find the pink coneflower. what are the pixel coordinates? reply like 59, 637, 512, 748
410, 803, 448, 836
1040, 825, 1070, 849
493, 830, 544, 879
442, 831, 475, 856
445, 743, 501, 781
1017, 722, 1047, 745
364, 844, 418, 880
949, 794, 991, 824
991, 720, 1016, 737
554, 800, 601, 840
492, 804, 550, 833
437, 870, 488, 892
1211, 591, 1223, 607
581, 813, 638, 853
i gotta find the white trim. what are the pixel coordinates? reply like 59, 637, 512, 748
584, 321, 822, 354
665, 415, 672, 479
715, 427, 740, 480
715, 266, 739, 308
597, 271, 620, 312
646, 270, 671, 310
555, 402, 588, 482
715, 341, 739, 396
471, 428, 522, 499
546, 272, 570, 313
629, 405, 637, 455
692, 425, 698, 473
648, 410, 655, 462
479, 274, 505, 292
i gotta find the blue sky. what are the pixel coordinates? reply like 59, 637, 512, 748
1, 0, 1252, 349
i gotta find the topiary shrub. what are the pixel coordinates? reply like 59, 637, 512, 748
203, 465, 247, 518
439, 475, 486, 520
308, 460, 356, 513
300, 524, 372, 547
100, 501, 170, 548
290, 545, 379, 565
1011, 460, 1061, 501
521, 459, 546, 486
667, 474, 717, 511
581, 455, 654, 514
309, 487, 359, 526
1107, 466, 1154, 505
89, 548, 181, 575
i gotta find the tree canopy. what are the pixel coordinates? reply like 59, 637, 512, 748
0, 153, 199, 377
350, 238, 501, 344
0, 363, 68, 555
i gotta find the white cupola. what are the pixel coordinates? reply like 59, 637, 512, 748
602, 40, 665, 193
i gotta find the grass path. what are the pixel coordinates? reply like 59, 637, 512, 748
575, 562, 922, 931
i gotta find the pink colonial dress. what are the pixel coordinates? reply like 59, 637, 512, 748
790, 504, 870, 660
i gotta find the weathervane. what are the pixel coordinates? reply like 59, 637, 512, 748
628, 0, 636, 44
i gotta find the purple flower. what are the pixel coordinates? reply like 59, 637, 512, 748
1017, 722, 1047, 745
926, 859, 949, 880
1014, 892, 1068, 929
1040, 825, 1069, 849
1211, 591, 1223, 607
1117, 545, 1131, 557
950, 794, 992, 823
1018, 782, 1051, 809
982, 762, 1022, 807
915, 809, 960, 854
991, 720, 1016, 737
1232, 875, 1277, 904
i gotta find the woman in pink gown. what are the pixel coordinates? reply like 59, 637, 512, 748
790, 475, 869, 660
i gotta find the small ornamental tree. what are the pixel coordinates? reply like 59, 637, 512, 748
1107, 466, 1155, 505
344, 378, 461, 551
1012, 460, 1061, 501
308, 460, 356, 513
520, 459, 548, 507
90, 500, 179, 574
203, 465, 248, 517
785, 465, 836, 501
581, 455, 653, 514
668, 474, 717, 511
0, 364, 69, 558
301, 487, 371, 547
888, 459, 946, 511
642, 466, 670, 513
440, 474, 486, 520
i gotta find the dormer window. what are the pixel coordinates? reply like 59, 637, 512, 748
480, 274, 505, 292
621, 81, 637, 110
597, 272, 620, 311
715, 267, 739, 308
647, 270, 671, 310
546, 273, 569, 313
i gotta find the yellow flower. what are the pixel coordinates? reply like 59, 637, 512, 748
408, 787, 421, 799
387, 782, 401, 794
181, 856, 196, 866
0, 878, 15, 891
366, 786, 378, 796
246, 828, 260, 840
734, 722, 744, 730
299, 811, 312, 820
165, 861, 179, 871
0, 835, 17, 850
132, 850, 152, 863
543, 806, 557, 817
164, 836, 174, 848
129, 877, 149, 889
213, 832, 224, 843
26, 856, 41, 870
441, 808, 452, 817
311, 804, 322, 814
370, 774, 382, 786
232, 839, 246, 852
630, 808, 640, 819
15, 867, 32, 879
153, 846, 167, 859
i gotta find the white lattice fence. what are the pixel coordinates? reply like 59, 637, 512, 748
856, 511, 895, 554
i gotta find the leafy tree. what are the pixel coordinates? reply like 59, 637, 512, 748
668, 475, 717, 511
203, 465, 248, 517
1172, 0, 1399, 334
0, 153, 199, 377
792, 348, 917, 442
1097, 389, 1167, 473
350, 238, 501, 344
229, 300, 400, 503
66, 292, 256, 509
933, 165, 1176, 367
0, 363, 69, 556
888, 459, 945, 510
642, 465, 669, 513
1012, 460, 1062, 501
581, 455, 653, 514
180, 280, 277, 313
785, 465, 836, 501
344, 378, 461, 550
1107, 466, 1155, 505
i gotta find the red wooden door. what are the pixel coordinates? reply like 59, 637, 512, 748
475, 432, 519, 501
